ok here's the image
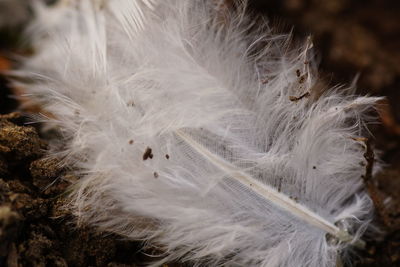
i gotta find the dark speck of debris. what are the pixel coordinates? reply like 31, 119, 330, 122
289, 92, 310, 102
313, 166, 316, 169
143, 147, 153, 160
299, 74, 307, 84
129, 140, 134, 145
165, 154, 170, 159
296, 69, 301, 77
153, 172, 159, 178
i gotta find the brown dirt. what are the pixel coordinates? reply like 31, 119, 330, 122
0, 112, 163, 267
0, 0, 399, 266
250, 0, 400, 266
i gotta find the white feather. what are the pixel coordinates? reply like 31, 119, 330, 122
18, 1, 380, 266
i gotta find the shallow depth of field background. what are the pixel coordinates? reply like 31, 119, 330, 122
0, 0, 399, 266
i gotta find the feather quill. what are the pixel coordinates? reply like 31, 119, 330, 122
16, 0, 380, 266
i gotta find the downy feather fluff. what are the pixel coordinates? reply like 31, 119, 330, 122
17, 0, 380, 266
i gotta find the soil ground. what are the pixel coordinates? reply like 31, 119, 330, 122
0, 0, 399, 266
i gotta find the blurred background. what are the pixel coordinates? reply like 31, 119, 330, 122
0, 0, 399, 266
253, 1, 400, 265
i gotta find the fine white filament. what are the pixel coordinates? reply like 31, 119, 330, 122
16, 0, 380, 266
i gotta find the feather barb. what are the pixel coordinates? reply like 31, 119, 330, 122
176, 130, 365, 249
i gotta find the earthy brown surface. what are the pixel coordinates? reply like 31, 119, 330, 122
0, 112, 160, 267
252, 0, 400, 266
0, 0, 399, 266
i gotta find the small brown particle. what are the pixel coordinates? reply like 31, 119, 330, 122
277, 178, 282, 192
128, 140, 134, 145
313, 166, 316, 169
153, 172, 159, 178
143, 147, 153, 160
296, 69, 301, 77
165, 154, 170, 159
289, 92, 311, 102
299, 74, 307, 84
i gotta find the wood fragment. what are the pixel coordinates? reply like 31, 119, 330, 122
289, 92, 310, 102
359, 138, 391, 227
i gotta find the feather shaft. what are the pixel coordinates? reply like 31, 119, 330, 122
16, 1, 378, 265
176, 130, 364, 248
